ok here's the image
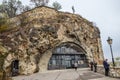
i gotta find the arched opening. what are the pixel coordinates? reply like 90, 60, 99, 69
48, 42, 88, 70
11, 60, 19, 76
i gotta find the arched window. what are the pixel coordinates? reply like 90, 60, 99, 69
48, 42, 88, 70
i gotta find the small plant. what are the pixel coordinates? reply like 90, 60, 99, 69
0, 17, 9, 32
115, 57, 120, 67
52, 1, 62, 11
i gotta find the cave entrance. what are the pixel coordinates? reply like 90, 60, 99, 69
48, 42, 88, 70
11, 60, 19, 76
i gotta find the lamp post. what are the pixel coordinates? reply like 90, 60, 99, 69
107, 37, 115, 67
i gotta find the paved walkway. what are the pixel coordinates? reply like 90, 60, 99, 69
12, 68, 119, 80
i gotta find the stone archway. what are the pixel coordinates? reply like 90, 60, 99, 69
38, 42, 88, 71
48, 42, 88, 70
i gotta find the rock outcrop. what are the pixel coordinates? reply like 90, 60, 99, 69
0, 6, 104, 75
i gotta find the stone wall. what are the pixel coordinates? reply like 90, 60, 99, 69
0, 71, 12, 80
0, 6, 104, 75
97, 65, 120, 78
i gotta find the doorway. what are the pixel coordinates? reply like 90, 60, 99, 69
11, 60, 19, 76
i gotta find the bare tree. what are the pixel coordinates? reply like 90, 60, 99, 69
52, 1, 62, 11
30, 0, 49, 7
0, 0, 23, 18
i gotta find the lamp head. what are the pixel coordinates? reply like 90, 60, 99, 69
107, 37, 112, 45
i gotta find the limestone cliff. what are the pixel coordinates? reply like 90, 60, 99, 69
0, 6, 104, 75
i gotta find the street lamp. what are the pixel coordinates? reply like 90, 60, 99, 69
107, 37, 115, 67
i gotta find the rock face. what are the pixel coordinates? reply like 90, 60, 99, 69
0, 6, 104, 75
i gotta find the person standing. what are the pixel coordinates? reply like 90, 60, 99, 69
103, 59, 110, 76
74, 62, 78, 70
93, 62, 97, 72
90, 61, 94, 71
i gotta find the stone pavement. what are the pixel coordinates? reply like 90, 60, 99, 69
12, 68, 120, 80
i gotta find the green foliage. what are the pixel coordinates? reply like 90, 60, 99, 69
115, 57, 120, 61
0, 17, 6, 25
52, 1, 62, 11
0, 17, 9, 32
0, 24, 9, 32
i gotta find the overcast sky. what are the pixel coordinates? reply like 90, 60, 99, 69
0, 0, 120, 61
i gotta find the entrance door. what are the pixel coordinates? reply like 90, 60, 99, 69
11, 60, 19, 76
64, 55, 72, 68
65, 60, 71, 68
